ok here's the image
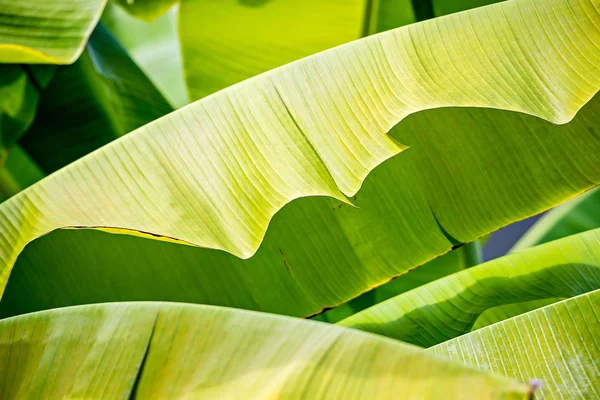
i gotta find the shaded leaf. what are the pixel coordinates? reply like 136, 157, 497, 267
112, 0, 177, 21
0, 145, 44, 202
471, 297, 563, 330
20, 24, 172, 173
338, 229, 600, 347
315, 249, 465, 323
0, 66, 39, 150
511, 187, 600, 252
102, 2, 188, 108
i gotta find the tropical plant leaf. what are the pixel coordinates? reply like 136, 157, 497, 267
0, 0, 599, 320
112, 0, 177, 21
471, 297, 563, 330
432, 0, 504, 16
0, 0, 107, 64
511, 187, 600, 252
0, 302, 533, 399
0, 66, 39, 150
102, 2, 188, 108
19, 24, 172, 173
338, 229, 600, 347
0, 145, 44, 201
179, 0, 368, 100
366, 0, 416, 33
430, 290, 600, 399
315, 249, 466, 323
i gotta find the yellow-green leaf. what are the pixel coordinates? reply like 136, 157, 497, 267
112, 0, 177, 22
0, 0, 599, 320
102, 2, 188, 108
180, 0, 368, 100
338, 229, 600, 347
0, 302, 532, 399
19, 24, 172, 173
511, 187, 600, 252
0, 0, 107, 64
430, 290, 600, 399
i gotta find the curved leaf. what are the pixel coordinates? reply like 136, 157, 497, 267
315, 249, 466, 323
338, 229, 600, 347
113, 0, 177, 22
102, 2, 188, 108
0, 0, 599, 319
471, 297, 563, 330
430, 290, 600, 399
511, 188, 600, 252
0, 302, 532, 399
366, 0, 416, 33
19, 24, 172, 173
180, 0, 368, 100
0, 146, 44, 202
432, 0, 504, 16
0, 0, 107, 64
0, 66, 39, 150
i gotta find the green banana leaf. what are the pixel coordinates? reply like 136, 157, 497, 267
315, 249, 465, 323
0, 66, 39, 150
0, 0, 107, 64
0, 0, 599, 320
0, 146, 44, 201
430, 290, 600, 399
0, 302, 533, 399
471, 297, 562, 330
102, 2, 188, 108
474, 187, 600, 326
366, 0, 416, 33
338, 228, 600, 347
113, 0, 178, 21
179, 0, 368, 100
511, 187, 600, 252
19, 24, 172, 173
432, 0, 505, 16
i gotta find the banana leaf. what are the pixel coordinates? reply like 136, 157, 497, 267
338, 229, 600, 347
101, 2, 188, 108
0, 146, 44, 201
113, 0, 177, 21
19, 24, 172, 173
0, 66, 39, 150
179, 0, 368, 99
315, 249, 465, 323
0, 0, 598, 320
432, 0, 504, 16
0, 0, 106, 64
511, 187, 600, 252
430, 290, 600, 399
0, 302, 533, 399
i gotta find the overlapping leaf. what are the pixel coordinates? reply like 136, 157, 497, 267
430, 290, 600, 399
0, 146, 44, 202
0, 0, 599, 320
102, 2, 187, 108
0, 0, 106, 64
315, 249, 465, 323
511, 187, 600, 252
338, 229, 600, 347
180, 0, 368, 100
0, 302, 533, 399
20, 24, 172, 173
112, 0, 177, 21
0, 66, 39, 150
